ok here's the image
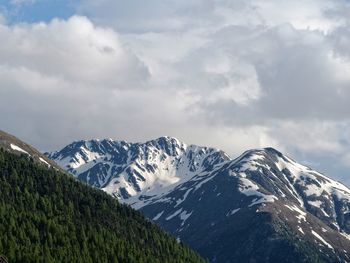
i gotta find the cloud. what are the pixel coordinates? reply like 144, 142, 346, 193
0, 15, 153, 149
78, 0, 346, 32
192, 24, 350, 124
71, 0, 350, 179
0, 16, 149, 90
2, 0, 350, 184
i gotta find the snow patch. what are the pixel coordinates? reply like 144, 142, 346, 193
311, 230, 333, 250
175, 188, 193, 207
308, 200, 322, 208
239, 178, 278, 206
166, 209, 182, 220
39, 157, 50, 167
285, 204, 306, 222
152, 211, 164, 220
249, 195, 278, 207
179, 210, 192, 226
298, 226, 305, 235
226, 208, 240, 216
10, 144, 29, 155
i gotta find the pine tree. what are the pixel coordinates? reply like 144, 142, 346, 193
0, 149, 206, 263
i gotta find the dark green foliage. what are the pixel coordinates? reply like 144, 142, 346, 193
0, 149, 205, 263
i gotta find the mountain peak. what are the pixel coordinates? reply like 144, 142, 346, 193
47, 136, 229, 203
145, 136, 185, 153
237, 147, 284, 160
153, 135, 181, 142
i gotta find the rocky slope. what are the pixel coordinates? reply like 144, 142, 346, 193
0, 130, 60, 170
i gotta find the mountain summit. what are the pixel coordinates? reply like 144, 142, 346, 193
49, 137, 350, 262
47, 136, 229, 207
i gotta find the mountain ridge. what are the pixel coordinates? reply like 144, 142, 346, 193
48, 136, 350, 262
47, 136, 230, 208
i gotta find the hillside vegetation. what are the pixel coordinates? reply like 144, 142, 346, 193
0, 149, 205, 263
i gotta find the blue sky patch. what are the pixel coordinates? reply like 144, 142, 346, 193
0, 0, 76, 24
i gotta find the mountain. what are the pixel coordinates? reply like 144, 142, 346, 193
47, 136, 229, 208
140, 147, 350, 262
0, 130, 60, 170
49, 137, 350, 262
0, 133, 205, 263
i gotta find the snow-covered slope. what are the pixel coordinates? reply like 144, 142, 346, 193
139, 147, 350, 230
48, 138, 350, 262
47, 136, 229, 207
140, 147, 350, 262
226, 148, 350, 233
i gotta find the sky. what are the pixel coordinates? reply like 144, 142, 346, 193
1, 0, 350, 184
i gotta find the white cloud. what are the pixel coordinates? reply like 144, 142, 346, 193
251, 0, 343, 31
269, 121, 348, 153
2, 1, 350, 184
0, 16, 149, 90
0, 16, 153, 148
72, 0, 350, 181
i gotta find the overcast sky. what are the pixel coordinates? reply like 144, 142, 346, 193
1, 0, 350, 184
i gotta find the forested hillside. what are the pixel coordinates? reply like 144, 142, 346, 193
0, 148, 205, 263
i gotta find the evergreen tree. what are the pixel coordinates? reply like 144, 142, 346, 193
0, 149, 206, 263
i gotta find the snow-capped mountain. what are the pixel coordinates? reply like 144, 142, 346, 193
140, 147, 350, 262
47, 136, 229, 207
48, 137, 350, 262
